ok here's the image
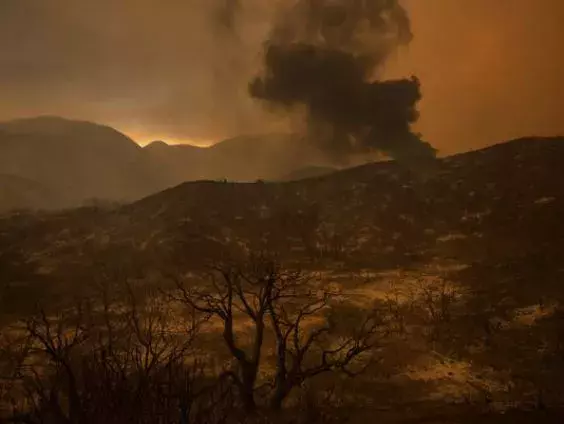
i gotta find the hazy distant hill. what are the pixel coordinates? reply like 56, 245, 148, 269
0, 173, 59, 211
143, 133, 322, 183
0, 116, 334, 212
0, 116, 159, 209
142, 140, 207, 186
4, 135, 562, 269
3, 116, 560, 232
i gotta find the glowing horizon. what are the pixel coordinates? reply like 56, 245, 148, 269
123, 130, 217, 148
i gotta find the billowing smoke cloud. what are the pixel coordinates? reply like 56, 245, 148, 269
249, 0, 436, 163
1, 1, 563, 151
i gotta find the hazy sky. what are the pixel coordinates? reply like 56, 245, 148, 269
0, 0, 563, 153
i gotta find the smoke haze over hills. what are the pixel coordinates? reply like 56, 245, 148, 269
0, 116, 333, 210
0, 1, 563, 153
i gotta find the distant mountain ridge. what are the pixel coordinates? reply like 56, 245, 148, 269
142, 133, 322, 184
3, 134, 563, 272
0, 117, 332, 212
2, 116, 563, 215
0, 116, 158, 209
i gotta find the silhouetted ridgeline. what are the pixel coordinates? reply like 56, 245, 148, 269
0, 117, 332, 212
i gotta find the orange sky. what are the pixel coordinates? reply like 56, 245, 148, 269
1, 1, 563, 153
393, 0, 564, 154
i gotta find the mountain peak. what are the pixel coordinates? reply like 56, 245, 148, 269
144, 140, 170, 150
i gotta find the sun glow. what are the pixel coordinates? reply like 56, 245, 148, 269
124, 130, 217, 148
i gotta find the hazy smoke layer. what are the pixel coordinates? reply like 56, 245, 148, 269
249, 0, 436, 163
215, 0, 241, 33
1, 1, 563, 151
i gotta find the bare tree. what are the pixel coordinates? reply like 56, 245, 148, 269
2, 279, 226, 424
171, 253, 385, 412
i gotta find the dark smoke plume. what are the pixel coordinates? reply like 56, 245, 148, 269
249, 0, 436, 164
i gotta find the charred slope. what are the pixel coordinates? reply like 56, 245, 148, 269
276, 165, 338, 181
127, 136, 564, 264
3, 136, 562, 276
2, 136, 564, 424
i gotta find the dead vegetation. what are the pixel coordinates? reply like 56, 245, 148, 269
2, 138, 564, 422
0, 254, 393, 423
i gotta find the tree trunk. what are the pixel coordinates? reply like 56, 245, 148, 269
240, 362, 258, 412
241, 389, 257, 413
269, 380, 291, 411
